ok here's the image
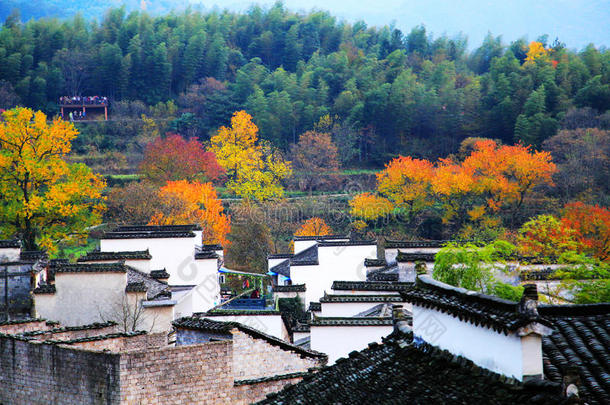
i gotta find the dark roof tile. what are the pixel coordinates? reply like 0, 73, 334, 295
332, 280, 413, 292
319, 294, 403, 303
273, 284, 306, 293
77, 250, 152, 262
0, 239, 20, 248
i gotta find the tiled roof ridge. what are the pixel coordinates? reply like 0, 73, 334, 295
0, 239, 20, 248
234, 371, 311, 386
0, 318, 48, 326
173, 317, 327, 360
32, 284, 56, 294
310, 316, 393, 326
44, 330, 146, 345
402, 276, 553, 334
308, 302, 321, 312
396, 250, 436, 262
206, 309, 281, 316
19, 321, 118, 337
290, 260, 318, 266
319, 294, 403, 303
317, 240, 376, 247
101, 231, 196, 239
115, 224, 202, 232
332, 280, 413, 291
149, 269, 170, 279
385, 239, 449, 248
293, 235, 349, 241
272, 284, 306, 293
55, 262, 128, 273
77, 249, 152, 262
364, 258, 387, 267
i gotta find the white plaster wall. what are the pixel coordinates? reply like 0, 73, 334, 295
140, 305, 174, 333
320, 301, 387, 317
292, 331, 309, 343
203, 314, 286, 340
291, 244, 377, 306
521, 334, 543, 377
0, 247, 20, 262
412, 305, 524, 380
268, 258, 288, 270
174, 276, 221, 318
35, 272, 127, 326
310, 325, 392, 364
100, 236, 199, 285
294, 240, 317, 254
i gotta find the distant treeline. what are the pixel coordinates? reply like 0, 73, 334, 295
0, 4, 608, 163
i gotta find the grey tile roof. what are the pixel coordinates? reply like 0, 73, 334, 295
54, 263, 128, 273
126, 266, 171, 301
401, 276, 552, 334
0, 239, 20, 248
173, 317, 327, 360
19, 251, 48, 261
317, 240, 376, 247
269, 259, 291, 277
293, 235, 349, 241
272, 284, 306, 293
114, 224, 202, 232
77, 250, 152, 262
101, 231, 196, 239
256, 331, 564, 404
32, 284, 56, 294
149, 269, 170, 279
332, 280, 413, 292
319, 294, 403, 303
205, 310, 281, 316
396, 250, 436, 262
364, 258, 387, 267
539, 304, 610, 405
310, 317, 393, 326
308, 302, 321, 312
385, 239, 449, 248
291, 244, 319, 265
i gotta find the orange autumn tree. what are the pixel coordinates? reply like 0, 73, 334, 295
351, 156, 434, 221
149, 180, 230, 246
295, 217, 333, 237
351, 140, 556, 231
462, 140, 556, 218
562, 202, 610, 262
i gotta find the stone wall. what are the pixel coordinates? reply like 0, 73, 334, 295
231, 330, 321, 380
119, 341, 234, 404
0, 335, 121, 405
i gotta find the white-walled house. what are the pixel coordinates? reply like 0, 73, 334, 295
309, 317, 393, 364
402, 276, 554, 381
268, 237, 378, 306
33, 262, 175, 333
198, 310, 290, 341
77, 249, 152, 272
99, 225, 217, 286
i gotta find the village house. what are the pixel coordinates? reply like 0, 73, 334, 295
258, 276, 609, 404
0, 315, 326, 404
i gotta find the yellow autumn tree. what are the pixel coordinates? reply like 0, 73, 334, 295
0, 107, 106, 252
149, 180, 231, 246
525, 41, 547, 63
209, 111, 291, 200
295, 217, 333, 237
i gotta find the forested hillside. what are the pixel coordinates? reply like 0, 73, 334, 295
0, 4, 608, 165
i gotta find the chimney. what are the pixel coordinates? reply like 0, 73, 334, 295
519, 284, 539, 318
392, 304, 411, 334
377, 236, 386, 261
